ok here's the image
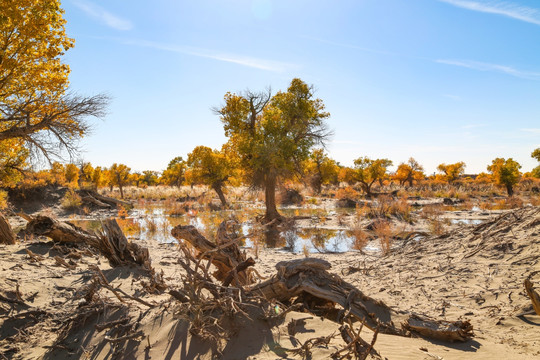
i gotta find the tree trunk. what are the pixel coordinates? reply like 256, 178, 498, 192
264, 172, 281, 222
362, 182, 373, 197
119, 184, 124, 199
25, 215, 151, 269
171, 221, 255, 286
25, 215, 99, 245
310, 174, 322, 194
0, 213, 16, 245
212, 183, 228, 207
506, 184, 514, 197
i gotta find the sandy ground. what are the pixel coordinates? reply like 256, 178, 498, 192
0, 206, 539, 359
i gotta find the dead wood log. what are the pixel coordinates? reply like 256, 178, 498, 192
26, 215, 100, 245
96, 218, 151, 269
171, 221, 254, 286
222, 257, 256, 287
524, 277, 540, 316
25, 215, 151, 270
80, 195, 112, 209
0, 212, 17, 245
78, 189, 132, 209
403, 314, 474, 342
248, 258, 406, 335
337, 323, 380, 360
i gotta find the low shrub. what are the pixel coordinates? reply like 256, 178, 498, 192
61, 189, 82, 211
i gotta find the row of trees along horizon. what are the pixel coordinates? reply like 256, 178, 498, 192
1, 2, 540, 223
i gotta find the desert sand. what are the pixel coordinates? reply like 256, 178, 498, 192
0, 206, 539, 359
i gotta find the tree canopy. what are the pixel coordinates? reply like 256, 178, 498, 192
487, 158, 521, 196
303, 148, 339, 194
108, 163, 130, 199
0, 0, 108, 164
216, 78, 331, 221
393, 157, 424, 187
437, 162, 466, 183
352, 157, 393, 196
161, 156, 186, 188
532, 148, 540, 178
187, 145, 232, 207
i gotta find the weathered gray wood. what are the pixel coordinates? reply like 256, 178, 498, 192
26, 215, 99, 245
25, 215, 150, 270
0, 212, 16, 245
78, 189, 132, 208
171, 221, 254, 286
403, 315, 474, 342
249, 258, 406, 335
524, 278, 540, 316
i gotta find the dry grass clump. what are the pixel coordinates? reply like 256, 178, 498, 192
350, 224, 369, 251
456, 200, 474, 211
355, 196, 412, 222
302, 243, 310, 257
336, 186, 359, 200
530, 196, 540, 206
419, 203, 448, 236
373, 220, 393, 255
420, 204, 443, 219
493, 196, 524, 210
479, 200, 494, 210
388, 196, 413, 222
163, 198, 190, 216
101, 185, 208, 201
428, 218, 447, 236
61, 188, 82, 210
145, 217, 158, 234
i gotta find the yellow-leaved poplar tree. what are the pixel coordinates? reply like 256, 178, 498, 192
437, 162, 466, 183
487, 158, 521, 196
0, 0, 108, 164
187, 145, 234, 207
216, 78, 331, 221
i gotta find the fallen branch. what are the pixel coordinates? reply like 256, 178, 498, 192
171, 220, 254, 286
524, 277, 540, 316
25, 215, 153, 271
90, 265, 155, 308
105, 331, 144, 343
403, 314, 474, 342
249, 258, 406, 335
0, 212, 16, 245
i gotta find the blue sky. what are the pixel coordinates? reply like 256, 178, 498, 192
61, 0, 540, 174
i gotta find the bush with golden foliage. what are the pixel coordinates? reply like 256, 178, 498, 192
60, 189, 82, 210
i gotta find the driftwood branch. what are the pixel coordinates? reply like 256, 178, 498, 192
25, 215, 152, 271
248, 258, 406, 335
26, 215, 99, 245
524, 277, 540, 316
403, 314, 474, 342
171, 220, 254, 286
0, 212, 16, 244
78, 189, 132, 209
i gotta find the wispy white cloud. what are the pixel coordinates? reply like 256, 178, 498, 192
73, 0, 133, 31
436, 59, 540, 80
439, 0, 540, 26
300, 35, 400, 57
520, 128, 540, 134
443, 94, 462, 100
118, 39, 296, 73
